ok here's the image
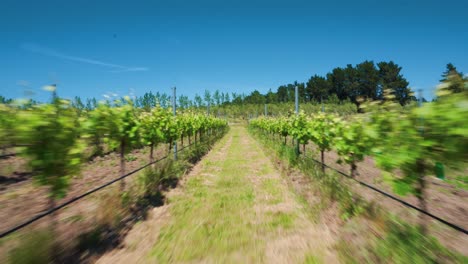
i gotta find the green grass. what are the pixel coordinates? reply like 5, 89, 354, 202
150, 128, 260, 262
266, 211, 296, 229
124, 154, 137, 162
303, 254, 322, 264
149, 126, 302, 263
262, 178, 283, 204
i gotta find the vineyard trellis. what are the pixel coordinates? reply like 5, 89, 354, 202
249, 86, 468, 234
0, 132, 225, 239
0, 94, 228, 238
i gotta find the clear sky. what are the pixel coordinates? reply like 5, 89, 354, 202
1, 0, 467, 102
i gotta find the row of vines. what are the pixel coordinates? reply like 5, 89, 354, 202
0, 95, 228, 213
249, 86, 467, 230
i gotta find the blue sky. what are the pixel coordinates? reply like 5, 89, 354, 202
1, 0, 467, 102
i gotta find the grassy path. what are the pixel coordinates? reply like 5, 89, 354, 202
97, 126, 336, 263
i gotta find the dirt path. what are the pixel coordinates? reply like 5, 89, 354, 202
96, 126, 337, 263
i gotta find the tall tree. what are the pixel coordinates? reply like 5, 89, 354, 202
220, 92, 225, 105
178, 95, 190, 109
213, 90, 221, 105
71, 96, 85, 114
204, 90, 212, 107
194, 94, 203, 107
377, 61, 412, 105
0, 96, 12, 104
277, 85, 288, 102
245, 90, 266, 104
231, 93, 243, 104
159, 93, 169, 108
327, 67, 349, 101
355, 60, 379, 100
306, 75, 331, 102
265, 89, 277, 103
343, 64, 360, 103
440, 63, 465, 93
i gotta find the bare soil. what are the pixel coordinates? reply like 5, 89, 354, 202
0, 141, 190, 263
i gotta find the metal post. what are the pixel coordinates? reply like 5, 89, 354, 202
295, 85, 300, 155
172, 87, 177, 160
265, 104, 267, 116
418, 89, 424, 134
295, 86, 299, 114
207, 102, 210, 116
418, 89, 423, 107
321, 95, 324, 112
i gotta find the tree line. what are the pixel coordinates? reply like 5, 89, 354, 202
1, 62, 464, 110
246, 62, 464, 106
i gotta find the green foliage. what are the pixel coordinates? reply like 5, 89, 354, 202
137, 167, 163, 197
334, 116, 373, 176
377, 61, 412, 105
0, 89, 228, 201
0, 104, 18, 149
106, 99, 141, 152
83, 102, 114, 156
290, 112, 312, 145
366, 79, 468, 198
250, 81, 467, 224
439, 63, 466, 94
124, 154, 137, 162
16, 99, 83, 199
308, 113, 338, 153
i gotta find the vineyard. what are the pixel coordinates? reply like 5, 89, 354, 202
0, 94, 229, 263
249, 87, 467, 229
2, 0, 468, 261
0, 86, 467, 263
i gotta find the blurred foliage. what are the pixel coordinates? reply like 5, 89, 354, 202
373, 218, 467, 264
0, 91, 228, 201
250, 78, 467, 230
8, 230, 53, 264
365, 80, 467, 202
15, 99, 83, 199
250, 111, 466, 263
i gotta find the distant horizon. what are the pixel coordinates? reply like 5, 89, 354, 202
1, 0, 467, 102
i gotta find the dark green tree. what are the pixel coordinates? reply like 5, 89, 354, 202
204, 90, 212, 107
265, 89, 277, 103
245, 90, 266, 104
276, 85, 287, 102
306, 75, 331, 102
194, 94, 204, 107
327, 67, 349, 101
377, 61, 412, 105
355, 60, 379, 100
439, 63, 465, 93
343, 64, 360, 103
213, 90, 221, 105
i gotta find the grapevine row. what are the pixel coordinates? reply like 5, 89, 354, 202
0, 96, 228, 205
249, 87, 467, 231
